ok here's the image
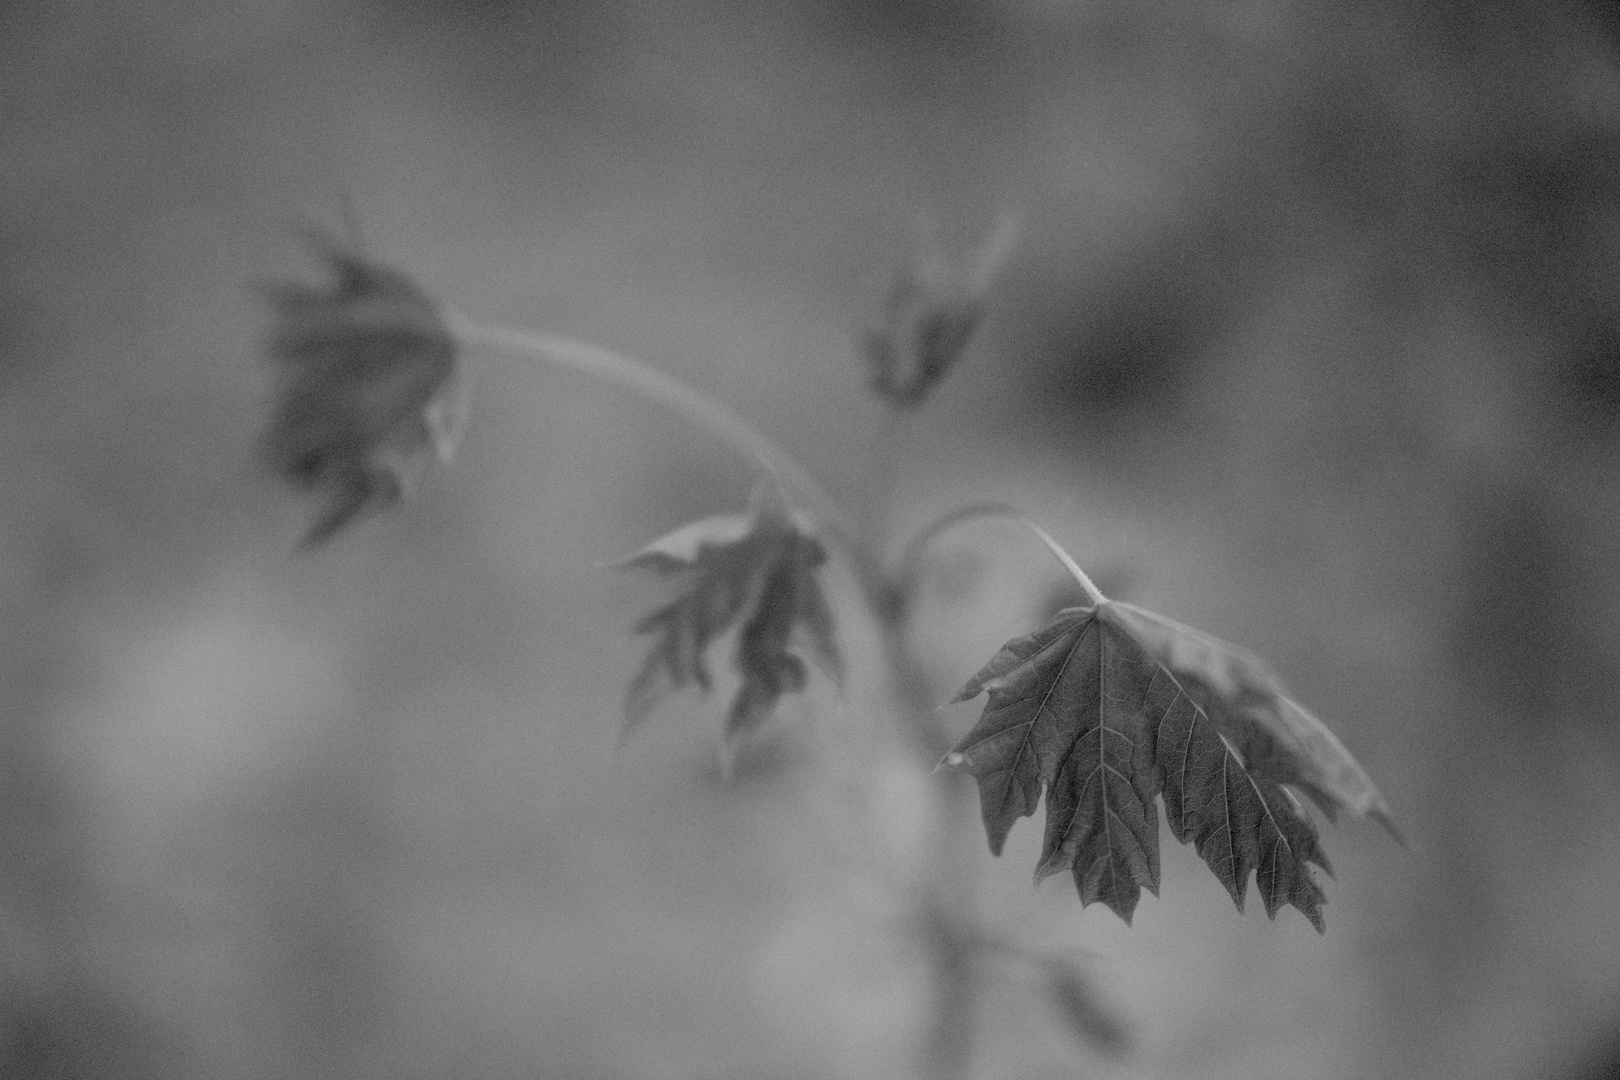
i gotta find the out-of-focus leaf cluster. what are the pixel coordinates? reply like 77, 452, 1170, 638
863, 220, 1016, 412
261, 244, 466, 545
620, 488, 842, 752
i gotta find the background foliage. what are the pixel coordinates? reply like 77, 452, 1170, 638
4, 1, 1620, 1077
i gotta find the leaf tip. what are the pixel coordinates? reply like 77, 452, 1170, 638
1371, 806, 1409, 849
1032, 856, 1068, 889
949, 682, 983, 705
610, 549, 682, 575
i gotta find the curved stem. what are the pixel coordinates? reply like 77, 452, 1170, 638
458, 315, 954, 750
459, 315, 996, 1079
455, 317, 862, 547
859, 408, 907, 548
893, 501, 1107, 607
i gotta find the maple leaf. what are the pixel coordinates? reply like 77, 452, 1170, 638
260, 241, 466, 545
620, 490, 841, 748
945, 599, 1397, 931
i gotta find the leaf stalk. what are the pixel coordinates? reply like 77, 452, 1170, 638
893, 501, 1107, 607
454, 317, 862, 547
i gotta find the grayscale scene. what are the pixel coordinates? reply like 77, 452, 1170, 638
3, 2, 1619, 1078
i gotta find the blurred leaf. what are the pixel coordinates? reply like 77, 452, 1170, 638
620, 487, 841, 750
260, 241, 463, 545
1041, 957, 1129, 1058
944, 600, 1398, 931
862, 216, 1016, 412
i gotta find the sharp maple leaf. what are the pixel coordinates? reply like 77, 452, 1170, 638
945, 599, 1397, 931
260, 241, 466, 545
620, 490, 841, 748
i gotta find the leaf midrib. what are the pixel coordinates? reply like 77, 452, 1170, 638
1043, 617, 1137, 882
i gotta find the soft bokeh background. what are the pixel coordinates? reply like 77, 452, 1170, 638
5, 1, 1620, 1077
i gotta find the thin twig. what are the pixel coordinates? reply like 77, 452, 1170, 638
455, 318, 863, 548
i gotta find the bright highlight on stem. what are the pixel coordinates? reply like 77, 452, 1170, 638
894, 500, 1107, 607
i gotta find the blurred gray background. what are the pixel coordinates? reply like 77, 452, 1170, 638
5, 1, 1620, 1077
